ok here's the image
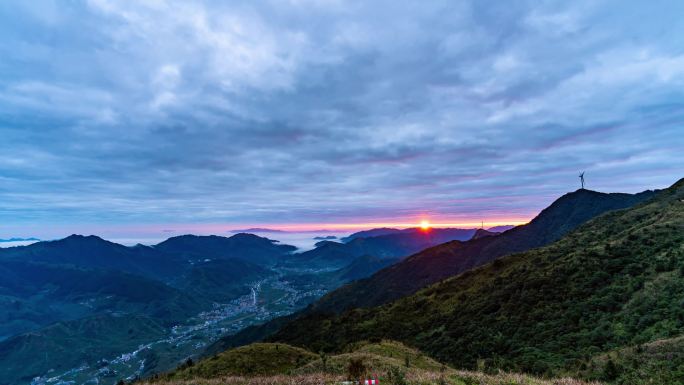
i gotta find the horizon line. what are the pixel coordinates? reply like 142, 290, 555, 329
0, 219, 531, 240
229, 220, 529, 232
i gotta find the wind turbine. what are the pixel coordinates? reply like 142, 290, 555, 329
579, 171, 585, 189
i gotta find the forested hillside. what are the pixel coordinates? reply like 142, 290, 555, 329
270, 179, 684, 382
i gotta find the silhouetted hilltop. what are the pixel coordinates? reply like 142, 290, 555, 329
0, 234, 182, 280
154, 233, 296, 265
470, 228, 500, 240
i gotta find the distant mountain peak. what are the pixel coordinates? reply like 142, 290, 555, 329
314, 240, 343, 247
153, 232, 296, 265
62, 234, 108, 242
230, 232, 271, 240
165, 234, 213, 240
64, 234, 104, 239
58, 234, 113, 244
341, 228, 402, 242
230, 228, 287, 233
486, 225, 515, 233
471, 228, 499, 240
0, 237, 40, 242
528, 188, 658, 231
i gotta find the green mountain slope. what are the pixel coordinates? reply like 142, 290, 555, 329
310, 188, 657, 314
150, 340, 598, 385
0, 261, 209, 338
0, 233, 299, 341
182, 259, 273, 302
0, 314, 166, 385
332, 254, 399, 282
269, 179, 684, 380
582, 335, 684, 383
171, 343, 317, 379
0, 234, 315, 385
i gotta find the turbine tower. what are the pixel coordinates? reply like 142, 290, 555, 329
579, 171, 585, 189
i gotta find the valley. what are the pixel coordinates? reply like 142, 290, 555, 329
30, 266, 334, 385
0, 229, 475, 385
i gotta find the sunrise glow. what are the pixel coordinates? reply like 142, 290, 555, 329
420, 220, 431, 230
257, 219, 529, 232
20, 219, 533, 240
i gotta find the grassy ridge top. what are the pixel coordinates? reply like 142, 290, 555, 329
294, 340, 445, 375
144, 341, 601, 385
168, 343, 317, 379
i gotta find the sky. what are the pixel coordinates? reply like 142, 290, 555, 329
1, 0, 683, 240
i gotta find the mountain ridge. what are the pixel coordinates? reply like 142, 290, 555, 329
307, 187, 658, 313
0, 234, 184, 281
267, 178, 684, 380
288, 227, 478, 268
154, 233, 296, 266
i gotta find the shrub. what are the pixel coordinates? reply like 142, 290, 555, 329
386, 366, 408, 385
319, 351, 328, 372
347, 358, 367, 380
603, 358, 619, 381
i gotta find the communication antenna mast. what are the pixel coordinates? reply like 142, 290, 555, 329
579, 171, 585, 189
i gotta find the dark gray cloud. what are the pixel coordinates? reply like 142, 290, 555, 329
0, 0, 683, 238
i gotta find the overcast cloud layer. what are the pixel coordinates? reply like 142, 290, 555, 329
1, 0, 683, 238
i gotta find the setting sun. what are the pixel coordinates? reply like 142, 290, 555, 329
420, 220, 431, 230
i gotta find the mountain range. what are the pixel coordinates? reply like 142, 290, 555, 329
154, 233, 297, 266
229, 228, 288, 233
206, 186, 657, 353
2, 179, 679, 385
0, 233, 300, 384
288, 227, 479, 268
265, 179, 684, 383
309, 188, 657, 313
0, 237, 40, 243
2, 227, 474, 384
